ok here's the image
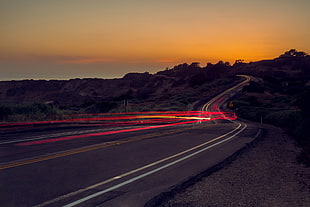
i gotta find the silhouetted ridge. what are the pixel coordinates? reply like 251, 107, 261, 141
0, 49, 308, 108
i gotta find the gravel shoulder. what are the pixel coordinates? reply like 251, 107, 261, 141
155, 124, 310, 207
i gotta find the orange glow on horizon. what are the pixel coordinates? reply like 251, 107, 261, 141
1, 0, 309, 79
57, 58, 117, 64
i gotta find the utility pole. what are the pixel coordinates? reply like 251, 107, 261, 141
124, 99, 128, 112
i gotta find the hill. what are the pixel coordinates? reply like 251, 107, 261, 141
0, 62, 238, 113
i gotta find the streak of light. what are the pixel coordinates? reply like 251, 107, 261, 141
0, 110, 237, 146
0, 111, 236, 127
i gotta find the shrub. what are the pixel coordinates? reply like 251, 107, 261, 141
264, 110, 302, 129
0, 103, 60, 122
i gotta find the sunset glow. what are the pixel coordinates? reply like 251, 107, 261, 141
1, 0, 309, 80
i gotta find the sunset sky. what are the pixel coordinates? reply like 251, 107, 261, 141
1, 0, 309, 80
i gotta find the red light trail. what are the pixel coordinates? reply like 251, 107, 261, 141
0, 110, 237, 146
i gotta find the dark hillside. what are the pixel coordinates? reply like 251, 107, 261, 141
0, 61, 233, 110
230, 49, 310, 164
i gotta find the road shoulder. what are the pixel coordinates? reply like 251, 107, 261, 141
147, 124, 310, 207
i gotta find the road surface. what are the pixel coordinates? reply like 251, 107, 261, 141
0, 75, 257, 207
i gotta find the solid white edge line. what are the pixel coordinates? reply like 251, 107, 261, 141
63, 124, 247, 207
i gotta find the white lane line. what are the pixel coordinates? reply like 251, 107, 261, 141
34, 123, 246, 207
63, 123, 247, 207
201, 75, 250, 112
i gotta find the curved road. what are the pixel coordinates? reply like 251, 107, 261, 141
0, 75, 257, 207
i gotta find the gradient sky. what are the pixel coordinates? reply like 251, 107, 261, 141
1, 0, 309, 80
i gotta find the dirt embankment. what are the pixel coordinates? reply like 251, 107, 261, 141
155, 125, 310, 207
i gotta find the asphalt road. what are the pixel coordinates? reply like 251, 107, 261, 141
0, 75, 257, 207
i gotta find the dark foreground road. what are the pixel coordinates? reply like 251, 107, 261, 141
0, 76, 254, 207
0, 119, 259, 207
158, 124, 310, 207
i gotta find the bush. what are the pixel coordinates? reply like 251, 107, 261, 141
264, 110, 302, 129
243, 81, 264, 93
84, 101, 119, 113
237, 106, 269, 122
0, 103, 60, 122
0, 105, 11, 120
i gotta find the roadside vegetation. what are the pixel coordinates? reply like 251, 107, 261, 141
0, 103, 70, 122
0, 77, 241, 122
230, 49, 310, 165
232, 83, 310, 165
